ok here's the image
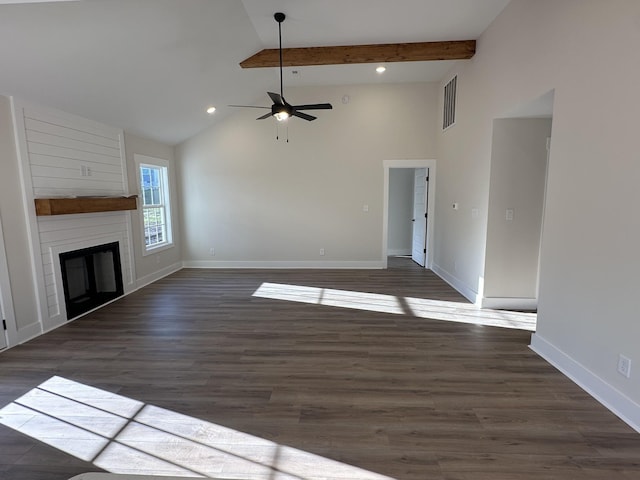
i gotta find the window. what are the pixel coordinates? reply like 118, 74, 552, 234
136, 155, 173, 254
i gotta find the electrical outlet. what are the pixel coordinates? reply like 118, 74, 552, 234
209, 247, 215, 256
319, 248, 325, 256
618, 354, 631, 378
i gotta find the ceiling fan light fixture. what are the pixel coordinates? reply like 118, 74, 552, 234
230, 12, 332, 124
274, 111, 290, 122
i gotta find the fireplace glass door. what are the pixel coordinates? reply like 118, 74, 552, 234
60, 242, 124, 319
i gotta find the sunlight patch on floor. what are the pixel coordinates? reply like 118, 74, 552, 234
253, 283, 536, 331
0, 376, 394, 480
253, 283, 404, 315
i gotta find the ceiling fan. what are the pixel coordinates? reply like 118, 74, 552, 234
230, 12, 332, 122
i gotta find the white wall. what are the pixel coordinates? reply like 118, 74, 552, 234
124, 133, 182, 286
484, 118, 551, 303
435, 0, 640, 427
177, 83, 438, 267
387, 169, 414, 256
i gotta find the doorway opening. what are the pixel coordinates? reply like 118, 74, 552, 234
382, 160, 436, 270
482, 90, 554, 310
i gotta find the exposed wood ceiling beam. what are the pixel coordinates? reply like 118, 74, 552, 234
240, 40, 476, 69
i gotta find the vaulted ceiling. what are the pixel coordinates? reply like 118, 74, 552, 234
0, 0, 510, 145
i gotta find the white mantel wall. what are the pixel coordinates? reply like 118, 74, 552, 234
11, 100, 136, 335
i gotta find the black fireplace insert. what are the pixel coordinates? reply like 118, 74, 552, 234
59, 241, 124, 319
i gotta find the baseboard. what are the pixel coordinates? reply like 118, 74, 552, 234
431, 263, 479, 304
530, 333, 640, 433
387, 248, 411, 256
482, 297, 537, 310
16, 322, 43, 346
182, 260, 384, 269
4, 264, 183, 351
136, 262, 183, 290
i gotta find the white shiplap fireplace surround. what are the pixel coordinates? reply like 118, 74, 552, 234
12, 99, 136, 339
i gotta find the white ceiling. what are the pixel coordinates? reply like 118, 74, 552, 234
0, 0, 510, 145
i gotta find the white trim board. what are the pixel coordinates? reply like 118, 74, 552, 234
431, 262, 479, 304
387, 249, 412, 256
135, 262, 183, 290
182, 261, 384, 269
481, 297, 537, 310
0, 215, 18, 348
530, 333, 640, 433
15, 321, 43, 347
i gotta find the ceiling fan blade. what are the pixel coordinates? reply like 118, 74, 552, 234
291, 111, 316, 121
292, 103, 333, 111
268, 92, 285, 105
257, 112, 273, 120
228, 105, 270, 109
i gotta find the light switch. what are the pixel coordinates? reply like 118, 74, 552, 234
472, 208, 479, 219
363, 204, 369, 212
506, 208, 514, 221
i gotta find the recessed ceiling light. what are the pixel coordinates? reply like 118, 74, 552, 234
376, 66, 386, 74
206, 106, 216, 114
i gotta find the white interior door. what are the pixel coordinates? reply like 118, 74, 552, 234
411, 168, 428, 267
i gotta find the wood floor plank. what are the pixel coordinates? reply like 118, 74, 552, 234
0, 258, 639, 479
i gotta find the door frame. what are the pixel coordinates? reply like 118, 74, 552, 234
382, 159, 436, 269
0, 215, 18, 349
411, 167, 428, 267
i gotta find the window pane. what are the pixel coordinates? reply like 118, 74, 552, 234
139, 162, 171, 250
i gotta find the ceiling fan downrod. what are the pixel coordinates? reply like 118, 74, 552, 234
275, 12, 286, 101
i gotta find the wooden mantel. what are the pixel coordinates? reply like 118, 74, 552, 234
34, 196, 137, 216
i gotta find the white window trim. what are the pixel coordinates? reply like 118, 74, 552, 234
134, 154, 174, 256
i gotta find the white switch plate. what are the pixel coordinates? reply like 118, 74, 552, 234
363, 204, 369, 212
506, 208, 514, 221
472, 208, 479, 219
319, 248, 325, 256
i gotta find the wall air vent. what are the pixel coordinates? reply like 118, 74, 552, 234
443, 75, 457, 130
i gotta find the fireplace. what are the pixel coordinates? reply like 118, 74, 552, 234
59, 242, 124, 319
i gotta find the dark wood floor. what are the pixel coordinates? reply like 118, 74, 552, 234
1, 258, 639, 479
